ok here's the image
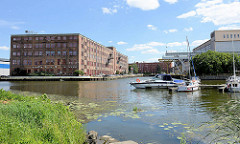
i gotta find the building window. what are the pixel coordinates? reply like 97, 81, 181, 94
17, 52, 20, 56
28, 51, 32, 56
46, 51, 50, 56
51, 43, 55, 48
13, 52, 16, 56
227, 34, 229, 38
51, 51, 55, 56
74, 36, 78, 40
57, 36, 61, 40
63, 43, 66, 48
29, 37, 32, 40
24, 52, 27, 56
46, 44, 50, 48
69, 51, 73, 56
34, 51, 38, 56
24, 37, 29, 41
223, 34, 225, 38
28, 60, 32, 65
39, 51, 42, 56
238, 34, 240, 38
39, 37, 44, 40
35, 37, 39, 41
63, 51, 67, 56
234, 34, 236, 38
17, 44, 21, 48
63, 36, 66, 40
73, 51, 77, 56
57, 51, 61, 56
230, 34, 233, 38
57, 43, 61, 48
73, 43, 77, 47
13, 45, 17, 48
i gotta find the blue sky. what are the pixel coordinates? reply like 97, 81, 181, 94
1, 0, 240, 62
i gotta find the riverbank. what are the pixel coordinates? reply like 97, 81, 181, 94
0, 74, 143, 81
0, 90, 86, 143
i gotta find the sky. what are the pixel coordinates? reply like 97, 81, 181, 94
1, 0, 240, 63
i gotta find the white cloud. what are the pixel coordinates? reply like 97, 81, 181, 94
0, 19, 24, 30
117, 41, 128, 45
108, 41, 113, 43
164, 29, 178, 34
167, 41, 187, 47
146, 57, 161, 62
177, 0, 240, 26
147, 24, 157, 30
184, 27, 193, 32
126, 0, 160, 10
177, 11, 196, 19
191, 39, 209, 47
164, 0, 178, 4
126, 44, 152, 51
218, 25, 240, 30
102, 7, 118, 14
141, 49, 161, 54
0, 46, 9, 50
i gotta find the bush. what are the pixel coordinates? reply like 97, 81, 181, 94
0, 89, 86, 143
74, 70, 84, 76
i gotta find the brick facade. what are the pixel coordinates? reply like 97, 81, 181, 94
129, 62, 172, 74
10, 33, 128, 76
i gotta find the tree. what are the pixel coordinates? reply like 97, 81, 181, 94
129, 64, 138, 74
74, 70, 84, 76
192, 50, 240, 75
156, 64, 161, 74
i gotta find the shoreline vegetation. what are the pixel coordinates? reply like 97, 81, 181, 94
0, 89, 86, 143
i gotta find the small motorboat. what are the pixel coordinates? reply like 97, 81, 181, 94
130, 74, 181, 89
177, 78, 200, 92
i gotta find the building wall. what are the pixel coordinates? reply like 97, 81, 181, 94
130, 62, 171, 74
193, 30, 240, 53
0, 61, 10, 76
10, 34, 128, 76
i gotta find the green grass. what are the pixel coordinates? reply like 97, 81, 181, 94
0, 89, 86, 144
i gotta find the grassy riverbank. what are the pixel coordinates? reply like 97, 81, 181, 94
0, 89, 86, 143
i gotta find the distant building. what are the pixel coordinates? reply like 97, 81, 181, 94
129, 62, 172, 74
10, 33, 128, 76
0, 58, 10, 76
193, 30, 240, 53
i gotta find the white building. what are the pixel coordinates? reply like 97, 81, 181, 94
0, 58, 10, 76
193, 30, 240, 53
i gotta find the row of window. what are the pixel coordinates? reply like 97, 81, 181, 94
12, 43, 78, 49
12, 36, 78, 41
12, 59, 78, 65
223, 34, 240, 39
12, 51, 78, 56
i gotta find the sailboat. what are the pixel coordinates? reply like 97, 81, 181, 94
177, 37, 200, 92
226, 37, 240, 92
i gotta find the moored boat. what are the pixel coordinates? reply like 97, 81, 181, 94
130, 74, 181, 89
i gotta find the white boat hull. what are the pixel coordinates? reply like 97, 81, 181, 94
177, 85, 199, 92
130, 82, 176, 89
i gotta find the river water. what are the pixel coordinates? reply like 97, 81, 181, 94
0, 77, 238, 143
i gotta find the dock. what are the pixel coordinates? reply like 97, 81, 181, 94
0, 74, 143, 81
169, 84, 227, 93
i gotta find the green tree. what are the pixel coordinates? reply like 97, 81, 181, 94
129, 64, 138, 74
74, 70, 84, 76
192, 50, 240, 75
156, 64, 161, 74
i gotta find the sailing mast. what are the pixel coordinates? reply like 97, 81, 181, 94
232, 35, 236, 80
186, 37, 191, 79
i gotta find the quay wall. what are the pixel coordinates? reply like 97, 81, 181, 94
0, 74, 143, 81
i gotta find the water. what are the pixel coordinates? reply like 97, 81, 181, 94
0, 78, 239, 143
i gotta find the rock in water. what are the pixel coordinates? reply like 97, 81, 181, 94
87, 131, 98, 144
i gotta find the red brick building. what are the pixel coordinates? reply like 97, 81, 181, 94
10, 33, 128, 76
129, 62, 172, 74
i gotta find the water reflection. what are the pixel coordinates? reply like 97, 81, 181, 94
1, 78, 240, 143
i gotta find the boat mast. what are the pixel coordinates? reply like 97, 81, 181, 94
232, 35, 236, 80
186, 37, 191, 79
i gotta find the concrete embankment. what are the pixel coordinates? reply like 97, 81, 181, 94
0, 74, 143, 81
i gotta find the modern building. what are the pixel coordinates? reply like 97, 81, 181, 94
10, 33, 128, 76
193, 30, 240, 53
0, 58, 10, 76
129, 62, 172, 74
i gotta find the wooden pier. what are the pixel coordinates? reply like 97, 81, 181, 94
169, 84, 227, 93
